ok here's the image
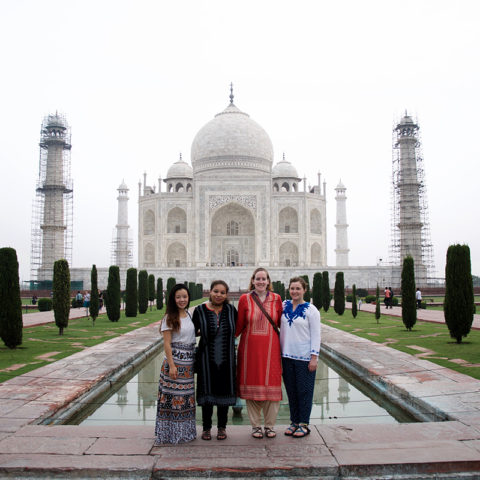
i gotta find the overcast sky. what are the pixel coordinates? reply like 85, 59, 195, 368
1, 0, 479, 282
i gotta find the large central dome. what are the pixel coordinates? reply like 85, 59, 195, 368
191, 101, 274, 176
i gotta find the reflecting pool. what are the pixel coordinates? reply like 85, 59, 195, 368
72, 350, 414, 426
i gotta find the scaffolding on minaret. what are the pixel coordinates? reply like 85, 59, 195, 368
389, 113, 435, 286
30, 113, 73, 287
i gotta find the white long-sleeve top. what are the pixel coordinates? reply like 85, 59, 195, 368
280, 300, 321, 362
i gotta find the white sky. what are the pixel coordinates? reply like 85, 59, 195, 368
1, 0, 479, 282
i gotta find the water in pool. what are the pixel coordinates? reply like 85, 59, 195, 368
73, 350, 414, 426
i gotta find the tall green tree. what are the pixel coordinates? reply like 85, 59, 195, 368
53, 259, 71, 335
0, 247, 23, 349
138, 270, 148, 314
148, 274, 155, 311
444, 244, 475, 343
334, 272, 345, 315
312, 272, 323, 310
351, 284, 358, 318
106, 266, 121, 322
125, 268, 138, 317
375, 284, 381, 323
401, 256, 417, 331
156, 277, 164, 310
166, 277, 176, 306
301, 275, 311, 301
89, 265, 99, 326
321, 271, 330, 312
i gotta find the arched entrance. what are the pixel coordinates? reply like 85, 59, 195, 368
211, 203, 255, 266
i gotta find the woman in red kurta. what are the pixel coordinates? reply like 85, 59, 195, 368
236, 267, 283, 439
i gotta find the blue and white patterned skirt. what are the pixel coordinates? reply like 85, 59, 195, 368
154, 342, 196, 445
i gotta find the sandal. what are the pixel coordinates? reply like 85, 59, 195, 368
252, 426, 263, 439
264, 427, 276, 438
201, 429, 212, 441
293, 424, 311, 438
217, 427, 227, 440
284, 424, 298, 436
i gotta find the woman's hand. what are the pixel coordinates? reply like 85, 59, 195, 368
169, 364, 178, 379
308, 355, 318, 372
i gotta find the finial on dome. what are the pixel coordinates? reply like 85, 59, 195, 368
179, 152, 182, 162
282, 152, 286, 162
229, 82, 234, 105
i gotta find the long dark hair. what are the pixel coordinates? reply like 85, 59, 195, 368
165, 284, 190, 332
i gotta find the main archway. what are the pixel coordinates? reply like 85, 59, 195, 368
210, 203, 255, 266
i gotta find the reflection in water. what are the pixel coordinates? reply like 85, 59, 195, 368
78, 351, 412, 426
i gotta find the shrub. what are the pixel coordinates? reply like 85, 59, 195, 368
0, 247, 23, 348
189, 282, 196, 300
106, 266, 121, 322
356, 288, 368, 298
90, 265, 99, 324
334, 272, 345, 315
392, 296, 399, 307
71, 298, 83, 308
156, 277, 164, 310
148, 274, 155, 310
312, 272, 322, 310
53, 259, 70, 335
321, 271, 330, 312
138, 270, 148, 314
125, 268, 138, 317
365, 295, 376, 304
444, 244, 474, 343
375, 284, 380, 323
401, 256, 416, 331
38, 298, 53, 311
351, 284, 358, 318
166, 277, 176, 306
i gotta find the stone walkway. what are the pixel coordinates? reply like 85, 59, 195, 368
0, 311, 479, 477
22, 306, 106, 328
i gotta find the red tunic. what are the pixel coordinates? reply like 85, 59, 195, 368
235, 292, 283, 401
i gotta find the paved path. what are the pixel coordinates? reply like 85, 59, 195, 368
22, 306, 107, 328
346, 301, 480, 329
1, 319, 480, 478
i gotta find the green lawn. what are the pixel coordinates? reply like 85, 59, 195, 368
322, 309, 480, 380
0, 300, 204, 384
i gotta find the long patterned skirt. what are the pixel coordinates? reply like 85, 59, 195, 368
154, 342, 196, 445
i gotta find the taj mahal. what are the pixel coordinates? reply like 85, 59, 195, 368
34, 87, 436, 291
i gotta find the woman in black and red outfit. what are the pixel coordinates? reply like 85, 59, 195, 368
192, 280, 237, 440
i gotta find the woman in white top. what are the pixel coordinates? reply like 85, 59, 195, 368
280, 276, 321, 438
154, 284, 196, 445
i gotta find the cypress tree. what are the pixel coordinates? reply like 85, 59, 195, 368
444, 244, 474, 343
351, 284, 358, 318
156, 277, 164, 310
375, 284, 381, 323
312, 272, 322, 310
125, 268, 138, 317
321, 271, 330, 312
148, 274, 155, 311
301, 275, 311, 301
138, 270, 148, 314
0, 247, 23, 349
106, 266, 121, 322
89, 265, 99, 326
53, 259, 70, 335
279, 282, 286, 301
401, 255, 417, 331
334, 272, 345, 315
189, 282, 196, 300
166, 277, 176, 306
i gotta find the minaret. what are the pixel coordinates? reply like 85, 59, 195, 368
392, 113, 428, 281
114, 180, 131, 268
32, 113, 73, 283
335, 180, 349, 267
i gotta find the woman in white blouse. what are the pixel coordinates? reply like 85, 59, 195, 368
280, 276, 321, 438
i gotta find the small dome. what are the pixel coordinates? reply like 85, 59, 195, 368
118, 179, 128, 190
46, 113, 67, 129
272, 156, 299, 179
166, 156, 193, 179
335, 179, 346, 190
